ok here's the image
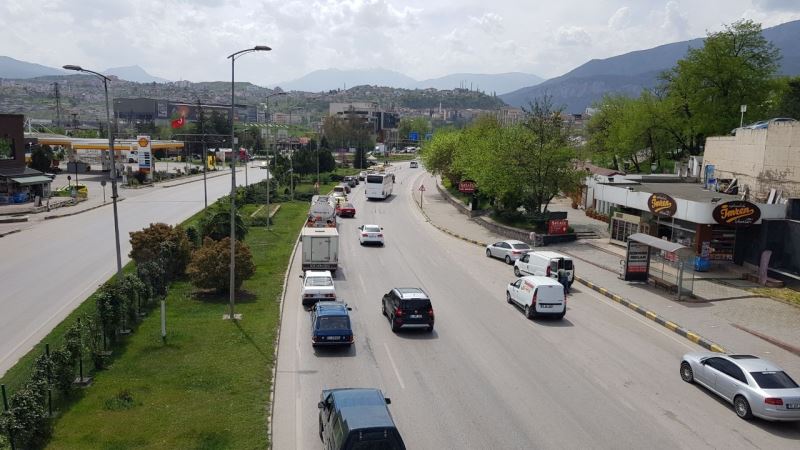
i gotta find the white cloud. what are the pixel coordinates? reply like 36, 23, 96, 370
470, 12, 504, 34
661, 1, 689, 38
608, 7, 632, 30
555, 26, 591, 46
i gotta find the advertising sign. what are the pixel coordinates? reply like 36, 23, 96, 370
712, 200, 761, 226
137, 135, 152, 174
624, 240, 650, 281
647, 193, 677, 218
458, 180, 476, 194
547, 219, 569, 235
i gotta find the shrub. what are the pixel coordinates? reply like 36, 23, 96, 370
129, 223, 191, 278
95, 284, 124, 344
5, 382, 51, 449
199, 206, 248, 242
185, 226, 201, 248
329, 173, 344, 181
49, 348, 75, 395
187, 237, 255, 293
137, 260, 167, 299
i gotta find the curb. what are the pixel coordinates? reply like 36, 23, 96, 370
0, 228, 22, 238
574, 275, 726, 353
43, 197, 125, 220
159, 170, 232, 188
267, 228, 302, 449
413, 186, 487, 248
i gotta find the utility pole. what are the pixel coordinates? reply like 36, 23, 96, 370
53, 82, 62, 129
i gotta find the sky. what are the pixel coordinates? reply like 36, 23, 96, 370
2, 0, 800, 86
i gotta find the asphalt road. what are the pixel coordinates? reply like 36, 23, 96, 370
272, 163, 800, 449
0, 166, 267, 376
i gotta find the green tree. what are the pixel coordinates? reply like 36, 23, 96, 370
398, 117, 431, 144
199, 202, 248, 241
772, 76, 800, 119
129, 223, 192, 278
30, 144, 53, 172
187, 237, 256, 293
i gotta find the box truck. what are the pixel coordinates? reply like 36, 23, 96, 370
301, 227, 339, 274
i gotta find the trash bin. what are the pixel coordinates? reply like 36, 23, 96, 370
694, 256, 711, 272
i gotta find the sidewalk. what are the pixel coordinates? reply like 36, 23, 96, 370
412, 171, 800, 373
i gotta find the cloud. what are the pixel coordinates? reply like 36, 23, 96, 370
752, 0, 800, 11
608, 7, 632, 30
661, 1, 689, 38
555, 26, 591, 46
470, 12, 504, 34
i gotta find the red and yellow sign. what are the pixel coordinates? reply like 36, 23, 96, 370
137, 137, 150, 148
647, 193, 677, 217
712, 201, 760, 226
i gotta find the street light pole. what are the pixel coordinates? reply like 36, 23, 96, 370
263, 92, 286, 230
226, 45, 271, 321
63, 64, 122, 280
197, 98, 208, 209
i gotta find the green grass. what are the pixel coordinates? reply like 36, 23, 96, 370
750, 287, 800, 307
24, 203, 307, 450
386, 154, 416, 162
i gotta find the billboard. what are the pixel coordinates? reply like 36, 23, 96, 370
137, 135, 152, 175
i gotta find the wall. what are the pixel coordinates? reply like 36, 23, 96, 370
0, 114, 25, 170
741, 220, 800, 279
704, 122, 800, 199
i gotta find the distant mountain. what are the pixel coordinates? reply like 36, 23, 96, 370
275, 68, 543, 94
414, 72, 543, 95
0, 56, 64, 79
501, 19, 800, 113
103, 65, 170, 83
275, 68, 417, 92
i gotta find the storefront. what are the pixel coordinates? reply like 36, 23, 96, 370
589, 181, 786, 269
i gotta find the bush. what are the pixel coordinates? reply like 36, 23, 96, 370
185, 226, 201, 248
187, 237, 255, 293
129, 223, 191, 278
199, 205, 248, 242
329, 173, 344, 181
4, 379, 51, 449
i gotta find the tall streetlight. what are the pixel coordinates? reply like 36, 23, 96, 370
264, 92, 287, 230
287, 106, 303, 201
226, 45, 271, 321
197, 97, 208, 209
63, 64, 122, 279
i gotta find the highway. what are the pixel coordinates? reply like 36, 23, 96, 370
272, 163, 800, 449
0, 167, 267, 376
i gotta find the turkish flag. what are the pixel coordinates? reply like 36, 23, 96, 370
171, 116, 186, 129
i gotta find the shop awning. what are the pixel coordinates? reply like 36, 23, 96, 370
628, 233, 694, 258
11, 176, 53, 186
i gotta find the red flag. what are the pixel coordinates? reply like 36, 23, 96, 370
171, 116, 186, 129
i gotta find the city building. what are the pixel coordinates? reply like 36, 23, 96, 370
328, 102, 399, 135
0, 114, 52, 204
113, 98, 250, 127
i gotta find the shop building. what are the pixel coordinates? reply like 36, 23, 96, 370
0, 114, 52, 204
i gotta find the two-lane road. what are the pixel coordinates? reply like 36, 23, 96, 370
273, 163, 800, 449
0, 168, 266, 376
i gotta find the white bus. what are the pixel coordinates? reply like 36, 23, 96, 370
365, 173, 393, 200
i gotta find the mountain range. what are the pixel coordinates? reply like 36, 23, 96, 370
273, 68, 544, 95
500, 19, 800, 113
103, 65, 170, 83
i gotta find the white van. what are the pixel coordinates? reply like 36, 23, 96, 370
506, 276, 566, 319
513, 251, 574, 282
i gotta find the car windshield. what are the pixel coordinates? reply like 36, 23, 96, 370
511, 243, 531, 250
366, 175, 384, 183
364, 226, 381, 233
750, 371, 799, 389
317, 316, 350, 330
306, 277, 333, 287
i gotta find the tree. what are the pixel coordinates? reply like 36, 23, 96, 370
30, 144, 53, 172
199, 202, 248, 241
187, 237, 256, 293
129, 223, 192, 278
398, 117, 431, 145
773, 76, 800, 119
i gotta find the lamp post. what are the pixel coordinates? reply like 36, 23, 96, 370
287, 106, 303, 201
197, 97, 208, 209
63, 64, 122, 279
226, 45, 271, 321
264, 92, 286, 230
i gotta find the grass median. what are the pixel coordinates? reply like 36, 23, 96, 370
41, 202, 307, 449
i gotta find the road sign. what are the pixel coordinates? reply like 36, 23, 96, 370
458, 180, 476, 193
409, 131, 419, 142
419, 184, 426, 191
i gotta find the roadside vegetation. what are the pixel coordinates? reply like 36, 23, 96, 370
750, 287, 800, 308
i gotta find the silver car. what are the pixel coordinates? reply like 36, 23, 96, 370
485, 240, 531, 264
680, 352, 800, 421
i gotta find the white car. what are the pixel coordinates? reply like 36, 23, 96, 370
358, 224, 384, 246
514, 251, 574, 282
300, 270, 336, 307
485, 240, 532, 264
506, 276, 566, 319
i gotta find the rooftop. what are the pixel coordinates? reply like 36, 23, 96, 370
614, 182, 742, 203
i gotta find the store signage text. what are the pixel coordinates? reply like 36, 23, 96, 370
712, 201, 760, 226
647, 193, 677, 217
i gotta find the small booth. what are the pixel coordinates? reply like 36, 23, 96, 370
623, 233, 695, 300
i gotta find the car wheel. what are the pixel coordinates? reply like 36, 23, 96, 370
505, 255, 512, 265
525, 304, 536, 319
734, 396, 753, 420
680, 362, 694, 383
506, 291, 513, 304
382, 301, 387, 317
391, 319, 401, 332
427, 325, 434, 333
514, 266, 521, 277
486, 249, 492, 258
319, 416, 324, 441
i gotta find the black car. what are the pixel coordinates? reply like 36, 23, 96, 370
319, 388, 405, 450
343, 176, 357, 187
382, 287, 434, 332
311, 301, 354, 347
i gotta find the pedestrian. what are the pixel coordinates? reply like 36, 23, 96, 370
557, 268, 569, 295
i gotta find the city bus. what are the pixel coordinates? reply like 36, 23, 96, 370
365, 173, 393, 200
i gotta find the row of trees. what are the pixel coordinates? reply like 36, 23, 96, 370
588, 20, 799, 172
422, 98, 583, 218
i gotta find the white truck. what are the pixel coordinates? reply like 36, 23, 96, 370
301, 227, 339, 274
308, 196, 337, 227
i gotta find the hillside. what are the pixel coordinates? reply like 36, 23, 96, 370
0, 56, 64, 79
501, 19, 800, 113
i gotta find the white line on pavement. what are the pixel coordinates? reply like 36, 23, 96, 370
384, 342, 406, 390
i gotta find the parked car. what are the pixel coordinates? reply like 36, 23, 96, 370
409, 161, 418, 168
336, 202, 356, 218
514, 251, 574, 282
358, 224, 384, 246
506, 276, 566, 319
318, 388, 406, 449
311, 301, 353, 347
485, 240, 532, 264
680, 353, 800, 421
382, 287, 434, 332
300, 270, 336, 307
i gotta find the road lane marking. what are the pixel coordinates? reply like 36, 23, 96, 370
384, 343, 406, 389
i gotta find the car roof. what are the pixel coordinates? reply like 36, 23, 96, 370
341, 203, 354, 208
323, 388, 395, 430
502, 240, 527, 245
394, 287, 429, 299
528, 251, 570, 259
725, 355, 783, 372
363, 223, 381, 228
315, 301, 349, 316
305, 270, 332, 278
517, 276, 562, 286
